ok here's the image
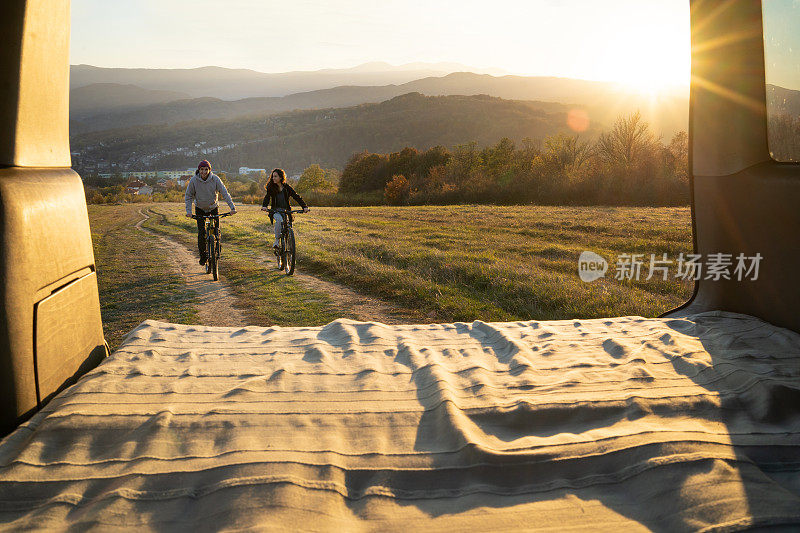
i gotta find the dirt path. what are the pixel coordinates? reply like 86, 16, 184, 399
138, 207, 414, 325
258, 249, 414, 325
295, 271, 412, 324
135, 209, 248, 326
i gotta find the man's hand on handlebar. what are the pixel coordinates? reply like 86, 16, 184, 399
303, 207, 309, 213
230, 208, 237, 215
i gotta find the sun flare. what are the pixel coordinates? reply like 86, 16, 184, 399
572, 3, 691, 95
614, 45, 690, 96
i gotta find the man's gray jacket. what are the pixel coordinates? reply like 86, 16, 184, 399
185, 173, 235, 214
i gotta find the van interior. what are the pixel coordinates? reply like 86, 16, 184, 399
0, 0, 798, 529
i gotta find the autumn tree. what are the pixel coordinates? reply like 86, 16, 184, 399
596, 111, 659, 169
384, 175, 410, 205
544, 133, 591, 169
666, 131, 689, 182
339, 152, 387, 193
296, 164, 336, 193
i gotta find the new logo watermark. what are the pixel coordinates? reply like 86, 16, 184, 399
578, 251, 608, 282
577, 252, 762, 282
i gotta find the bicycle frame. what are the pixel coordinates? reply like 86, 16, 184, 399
192, 214, 228, 249
203, 218, 218, 245
191, 212, 231, 280
206, 219, 218, 268
272, 208, 304, 275
273, 208, 303, 239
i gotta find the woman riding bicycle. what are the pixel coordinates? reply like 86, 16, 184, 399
261, 168, 308, 253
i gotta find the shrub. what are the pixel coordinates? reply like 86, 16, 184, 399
384, 175, 410, 205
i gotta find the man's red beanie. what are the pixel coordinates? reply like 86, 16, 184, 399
198, 160, 211, 170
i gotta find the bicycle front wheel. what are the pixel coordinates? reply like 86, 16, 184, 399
278, 233, 286, 271
205, 234, 213, 274
206, 234, 215, 279
211, 238, 219, 281
285, 228, 296, 275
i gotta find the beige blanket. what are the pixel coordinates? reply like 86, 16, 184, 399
1, 311, 799, 531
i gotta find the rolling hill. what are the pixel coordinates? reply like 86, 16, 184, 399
70, 83, 190, 117
70, 72, 690, 138
768, 84, 800, 117
69, 62, 505, 100
72, 93, 591, 174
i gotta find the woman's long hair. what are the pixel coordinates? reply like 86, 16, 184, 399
266, 168, 287, 194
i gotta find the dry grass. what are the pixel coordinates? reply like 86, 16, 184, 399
88, 205, 200, 350
142, 203, 693, 323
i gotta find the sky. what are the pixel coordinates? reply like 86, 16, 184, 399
763, 0, 800, 90
70, 0, 692, 91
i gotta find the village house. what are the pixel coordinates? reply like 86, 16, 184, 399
124, 179, 146, 194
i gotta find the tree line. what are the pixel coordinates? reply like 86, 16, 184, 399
84, 111, 691, 207
768, 112, 800, 162
336, 112, 689, 206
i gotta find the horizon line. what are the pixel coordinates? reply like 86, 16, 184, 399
70, 62, 691, 88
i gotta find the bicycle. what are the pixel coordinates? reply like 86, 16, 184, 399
271, 208, 305, 276
191, 212, 232, 281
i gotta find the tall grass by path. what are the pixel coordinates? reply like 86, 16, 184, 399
143, 203, 694, 323
88, 204, 200, 351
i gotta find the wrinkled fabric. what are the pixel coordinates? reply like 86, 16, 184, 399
1, 311, 799, 531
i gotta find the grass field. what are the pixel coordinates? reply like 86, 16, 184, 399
90, 203, 694, 347
88, 205, 200, 350
141, 203, 694, 322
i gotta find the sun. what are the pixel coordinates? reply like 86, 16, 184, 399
611, 42, 690, 96
594, 8, 691, 96
620, 71, 685, 97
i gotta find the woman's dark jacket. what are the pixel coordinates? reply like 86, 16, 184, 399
262, 184, 307, 224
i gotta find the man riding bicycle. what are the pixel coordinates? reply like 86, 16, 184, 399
185, 160, 237, 265
261, 168, 308, 253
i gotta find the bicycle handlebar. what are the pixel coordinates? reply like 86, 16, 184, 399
191, 212, 233, 220
272, 208, 307, 214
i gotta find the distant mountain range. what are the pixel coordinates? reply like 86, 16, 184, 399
767, 84, 800, 118
69, 63, 800, 177
70, 84, 190, 117
70, 71, 691, 138
69, 64, 800, 142
70, 62, 506, 100
71, 93, 592, 174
